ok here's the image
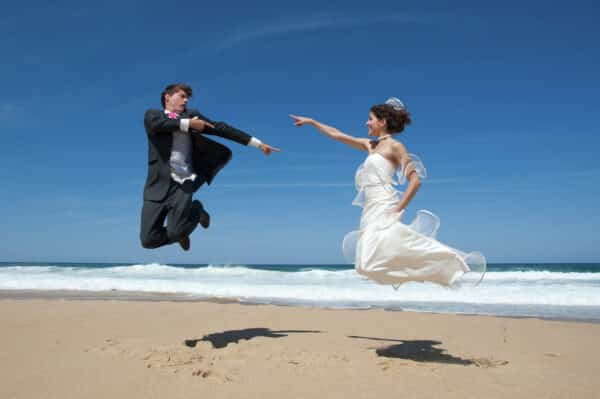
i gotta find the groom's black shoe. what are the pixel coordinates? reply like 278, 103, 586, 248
199, 208, 210, 229
178, 235, 190, 251
193, 200, 210, 229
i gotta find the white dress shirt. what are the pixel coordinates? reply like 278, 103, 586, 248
165, 110, 263, 184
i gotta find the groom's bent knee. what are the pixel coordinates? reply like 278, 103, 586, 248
166, 220, 198, 243
140, 232, 164, 249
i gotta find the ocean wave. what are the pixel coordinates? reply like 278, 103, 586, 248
3, 263, 598, 279
1, 263, 599, 308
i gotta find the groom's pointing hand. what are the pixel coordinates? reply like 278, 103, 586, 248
259, 143, 281, 156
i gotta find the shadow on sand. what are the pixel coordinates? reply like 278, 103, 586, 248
349, 336, 474, 365
185, 328, 322, 349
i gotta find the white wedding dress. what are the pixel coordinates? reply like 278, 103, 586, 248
343, 152, 486, 287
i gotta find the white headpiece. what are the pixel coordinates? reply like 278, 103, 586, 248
385, 97, 405, 111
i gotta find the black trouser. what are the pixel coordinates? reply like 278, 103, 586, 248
140, 180, 201, 249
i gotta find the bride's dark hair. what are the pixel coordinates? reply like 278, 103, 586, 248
370, 104, 412, 134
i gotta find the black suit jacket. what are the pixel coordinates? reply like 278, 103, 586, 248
143, 108, 252, 202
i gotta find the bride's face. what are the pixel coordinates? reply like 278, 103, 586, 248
366, 112, 386, 136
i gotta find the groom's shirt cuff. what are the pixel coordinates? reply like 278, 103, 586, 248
179, 118, 190, 133
248, 137, 262, 148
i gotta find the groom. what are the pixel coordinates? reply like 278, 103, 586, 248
140, 83, 280, 251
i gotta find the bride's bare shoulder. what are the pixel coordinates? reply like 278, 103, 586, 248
390, 138, 409, 156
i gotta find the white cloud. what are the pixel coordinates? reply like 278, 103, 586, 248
211, 13, 431, 51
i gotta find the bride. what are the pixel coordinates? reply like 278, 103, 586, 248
290, 98, 485, 287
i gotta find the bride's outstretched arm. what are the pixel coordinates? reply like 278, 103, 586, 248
289, 115, 370, 151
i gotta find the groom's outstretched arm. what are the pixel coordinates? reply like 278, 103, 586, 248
188, 109, 280, 155
188, 110, 252, 146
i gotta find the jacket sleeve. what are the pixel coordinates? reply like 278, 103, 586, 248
144, 109, 181, 135
188, 109, 252, 146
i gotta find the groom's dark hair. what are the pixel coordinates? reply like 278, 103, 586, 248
161, 83, 193, 108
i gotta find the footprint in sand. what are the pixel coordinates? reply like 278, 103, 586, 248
144, 347, 205, 368
143, 346, 234, 383
191, 368, 232, 382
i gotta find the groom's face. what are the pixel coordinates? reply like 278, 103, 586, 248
165, 90, 189, 114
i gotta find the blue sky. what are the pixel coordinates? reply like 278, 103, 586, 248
0, 0, 598, 264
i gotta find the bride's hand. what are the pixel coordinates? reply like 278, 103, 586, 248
289, 114, 313, 127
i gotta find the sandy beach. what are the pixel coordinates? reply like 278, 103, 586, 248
1, 291, 598, 399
